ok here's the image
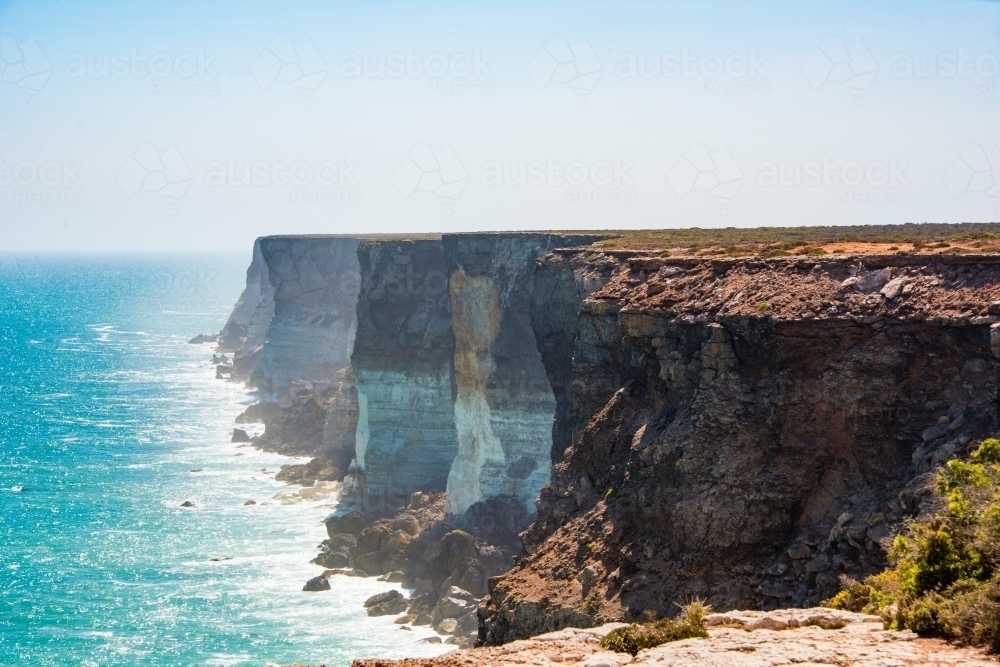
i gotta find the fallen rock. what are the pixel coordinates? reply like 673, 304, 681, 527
856, 268, 892, 293
180, 501, 195, 507
364, 590, 408, 616
188, 333, 217, 344
302, 575, 331, 592
231, 428, 251, 443
234, 400, 281, 424
434, 618, 458, 635
880, 277, 906, 299
432, 597, 473, 624
244, 499, 256, 505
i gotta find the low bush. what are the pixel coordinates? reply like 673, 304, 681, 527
600, 601, 709, 655
826, 438, 1000, 650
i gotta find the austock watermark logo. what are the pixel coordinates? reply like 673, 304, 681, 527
391, 143, 468, 212
1, 35, 51, 98
615, 48, 769, 97
251, 35, 327, 95
892, 50, 999, 95
527, 35, 602, 103
667, 143, 743, 214
340, 48, 494, 96
756, 157, 911, 205
943, 143, 999, 206
480, 157, 636, 205
64, 48, 220, 97
116, 143, 193, 206
204, 157, 361, 204
1, 157, 84, 204
802, 35, 878, 104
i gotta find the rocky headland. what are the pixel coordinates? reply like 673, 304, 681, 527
197, 224, 1000, 662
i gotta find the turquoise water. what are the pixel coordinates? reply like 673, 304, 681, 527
0, 255, 449, 667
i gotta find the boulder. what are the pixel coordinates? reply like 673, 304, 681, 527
312, 548, 349, 569
302, 575, 330, 592
235, 401, 281, 424
325, 511, 366, 538
432, 597, 472, 623
435, 618, 458, 634
365, 590, 408, 616
231, 428, 251, 443
880, 277, 905, 300
855, 268, 892, 293
443, 586, 477, 602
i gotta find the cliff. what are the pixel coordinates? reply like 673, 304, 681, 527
217, 232, 606, 514
480, 250, 1000, 643
351, 239, 456, 511
213, 228, 1000, 657
250, 236, 361, 396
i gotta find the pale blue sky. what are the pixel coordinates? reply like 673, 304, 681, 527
1, 0, 999, 251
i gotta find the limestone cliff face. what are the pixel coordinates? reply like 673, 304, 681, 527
250, 237, 361, 396
351, 240, 457, 511
218, 238, 273, 353
480, 252, 1000, 644
442, 234, 608, 516
221, 233, 611, 514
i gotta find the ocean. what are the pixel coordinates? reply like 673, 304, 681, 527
0, 254, 449, 667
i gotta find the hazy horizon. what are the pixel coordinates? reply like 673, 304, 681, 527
2, 0, 999, 252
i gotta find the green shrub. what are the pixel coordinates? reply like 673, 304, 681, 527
801, 246, 828, 256
600, 601, 709, 655
825, 437, 1000, 649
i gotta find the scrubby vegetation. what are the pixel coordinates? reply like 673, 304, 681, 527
589, 222, 1000, 254
826, 438, 1000, 650
600, 601, 709, 655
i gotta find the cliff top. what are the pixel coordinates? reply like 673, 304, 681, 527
258, 223, 1000, 258
585, 222, 1000, 257
350, 610, 994, 667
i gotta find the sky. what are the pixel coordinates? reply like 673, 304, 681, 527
1, 0, 999, 252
